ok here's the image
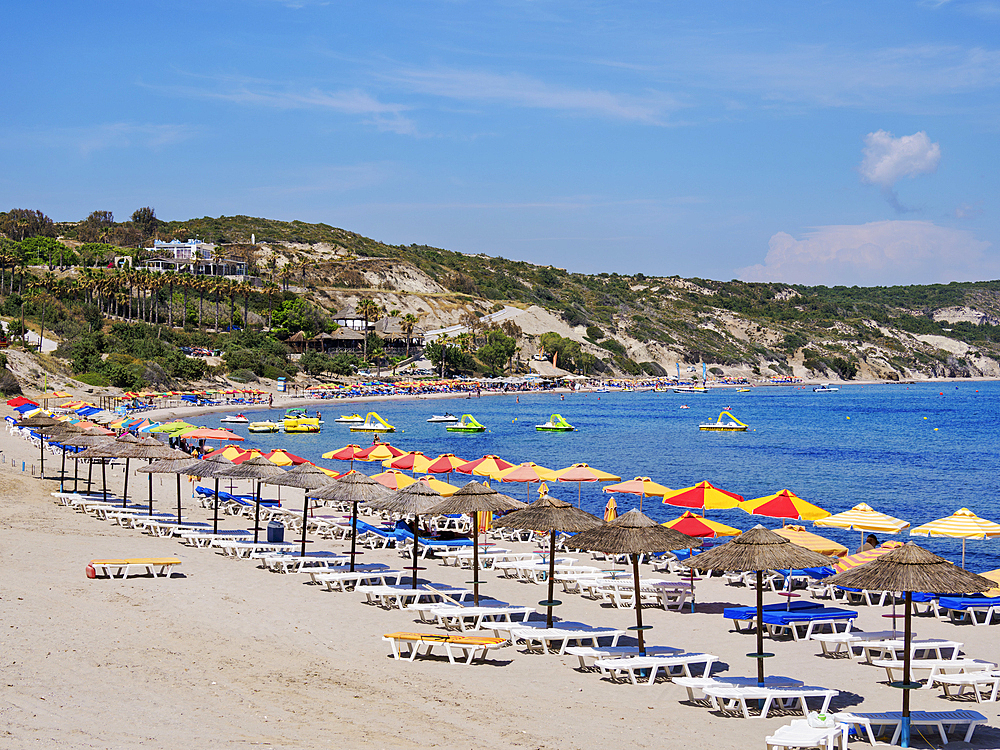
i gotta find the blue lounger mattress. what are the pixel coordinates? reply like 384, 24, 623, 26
938, 595, 1000, 611
723, 600, 823, 621
761, 607, 857, 626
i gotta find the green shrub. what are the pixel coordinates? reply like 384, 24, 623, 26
229, 368, 259, 383
75, 372, 110, 387
586, 325, 605, 341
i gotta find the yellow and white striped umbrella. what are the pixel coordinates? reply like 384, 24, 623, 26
910, 508, 1000, 567
814, 502, 909, 549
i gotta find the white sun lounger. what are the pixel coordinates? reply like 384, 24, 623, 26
593, 652, 719, 685
858, 638, 962, 663
429, 605, 537, 632
701, 684, 838, 720
309, 568, 399, 591
844, 709, 988, 745
673, 675, 803, 704
811, 629, 915, 660
932, 670, 1000, 703
356, 584, 472, 609
871, 658, 997, 688
765, 718, 847, 750
382, 632, 508, 665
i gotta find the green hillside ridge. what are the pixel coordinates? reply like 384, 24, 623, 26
5, 208, 1000, 386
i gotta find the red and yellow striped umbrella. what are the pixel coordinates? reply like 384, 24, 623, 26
603, 496, 619, 522
833, 541, 904, 573
385, 451, 435, 474
357, 443, 406, 462
370, 469, 416, 491
456, 454, 516, 480
741, 489, 830, 523
661, 480, 744, 510
415, 476, 458, 497
662, 511, 741, 538
425, 453, 468, 479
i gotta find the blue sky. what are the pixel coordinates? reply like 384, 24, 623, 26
3, 1, 1000, 286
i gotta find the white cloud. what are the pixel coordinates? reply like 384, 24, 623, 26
859, 130, 940, 212
392, 68, 684, 125
737, 220, 995, 286
0, 122, 198, 156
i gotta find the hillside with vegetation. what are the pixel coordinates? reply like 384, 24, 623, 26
2, 206, 1000, 393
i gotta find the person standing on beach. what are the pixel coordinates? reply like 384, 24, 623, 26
268, 393, 273, 407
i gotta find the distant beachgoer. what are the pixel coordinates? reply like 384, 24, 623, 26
317, 411, 321, 421
560, 394, 565, 401
268, 393, 273, 407
858, 533, 879, 553
372, 434, 380, 445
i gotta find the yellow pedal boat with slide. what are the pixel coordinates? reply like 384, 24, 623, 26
699, 411, 748, 432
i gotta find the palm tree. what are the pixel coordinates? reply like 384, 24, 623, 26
401, 313, 419, 358
356, 297, 383, 362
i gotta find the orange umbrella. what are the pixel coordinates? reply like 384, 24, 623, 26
425, 453, 469, 483
497, 462, 557, 502
661, 480, 744, 511
603, 496, 618, 522
182, 428, 245, 442
603, 476, 671, 512
550, 463, 621, 507
741, 489, 830, 524
456, 455, 516, 479
370, 469, 416, 491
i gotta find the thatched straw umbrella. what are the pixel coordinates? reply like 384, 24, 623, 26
308, 470, 393, 571
16, 414, 61, 478
214, 457, 287, 543
264, 463, 335, 556
429, 481, 526, 605
119, 437, 192, 516
569, 509, 701, 653
180, 454, 234, 534
76, 435, 140, 504
493, 492, 603, 626
685, 524, 833, 685
136, 456, 203, 522
825, 542, 993, 747
59, 430, 113, 494
367, 481, 445, 590
36, 422, 84, 491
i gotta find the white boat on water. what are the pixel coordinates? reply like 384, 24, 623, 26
220, 413, 249, 424
673, 386, 708, 394
427, 413, 460, 423
813, 384, 839, 393
334, 413, 366, 424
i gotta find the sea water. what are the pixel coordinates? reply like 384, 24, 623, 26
197, 381, 1000, 572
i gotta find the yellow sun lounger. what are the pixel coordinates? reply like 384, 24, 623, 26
382, 632, 508, 664
88, 557, 182, 579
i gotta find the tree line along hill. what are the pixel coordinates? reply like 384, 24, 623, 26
2, 206, 1000, 394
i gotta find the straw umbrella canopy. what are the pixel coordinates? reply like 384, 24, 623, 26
180, 453, 235, 534
308, 470, 393, 571
429, 481, 526, 606
118, 437, 191, 516
824, 543, 993, 748
16, 414, 61, 479
549, 463, 621, 507
415, 476, 458, 497
493, 492, 603, 626
425, 453, 468, 483
661, 480, 744, 511
263, 463, 333, 557
59, 430, 113, 493
603, 476, 671, 513
36, 422, 84, 491
567, 510, 701, 653
497, 462, 557, 503
685, 525, 834, 685
741, 489, 831, 524
909, 507, 1000, 568
76, 435, 141, 503
214, 457, 287, 543
814, 502, 910, 550
366, 481, 445, 590
136, 456, 203, 522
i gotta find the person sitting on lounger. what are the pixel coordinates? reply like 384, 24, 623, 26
858, 534, 878, 553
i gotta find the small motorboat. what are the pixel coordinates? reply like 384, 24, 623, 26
679, 405, 690, 409
248, 420, 281, 433
535, 414, 575, 432
673, 385, 708, 394
335, 413, 366, 424
736, 387, 752, 393
813, 384, 839, 393
446, 414, 487, 433
699, 411, 748, 432
220, 413, 249, 424
427, 413, 460, 423
350, 412, 396, 432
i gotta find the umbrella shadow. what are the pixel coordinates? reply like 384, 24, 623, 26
826, 690, 865, 712
697, 601, 743, 615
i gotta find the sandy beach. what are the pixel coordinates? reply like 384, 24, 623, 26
2, 414, 999, 749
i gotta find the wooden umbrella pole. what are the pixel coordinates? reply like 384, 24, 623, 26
349, 500, 358, 572
59, 447, 66, 492
212, 478, 220, 534
39, 435, 44, 479
253, 480, 261, 544
756, 570, 765, 686
901, 591, 913, 748
123, 458, 130, 507
73, 454, 79, 493
632, 553, 645, 655
546, 529, 557, 628
411, 514, 420, 590
147, 472, 153, 515
473, 511, 480, 607
176, 473, 182, 523
101, 460, 107, 503
299, 492, 309, 557
87, 459, 93, 494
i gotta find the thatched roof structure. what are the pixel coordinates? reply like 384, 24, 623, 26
428, 481, 525, 515
568, 508, 700, 555
824, 542, 994, 594
263, 462, 332, 490
367, 480, 443, 514
685, 524, 832, 572
492, 493, 603, 533
214, 455, 287, 480
307, 470, 392, 504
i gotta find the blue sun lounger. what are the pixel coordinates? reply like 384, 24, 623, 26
724, 600, 823, 630
394, 521, 475, 557
761, 607, 858, 641
938, 595, 1000, 626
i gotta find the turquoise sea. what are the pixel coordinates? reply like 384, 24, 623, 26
195, 381, 1000, 572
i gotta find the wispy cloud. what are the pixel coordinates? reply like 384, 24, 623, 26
737, 220, 995, 286
151, 74, 417, 135
390, 68, 685, 124
0, 122, 198, 156
859, 130, 941, 213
